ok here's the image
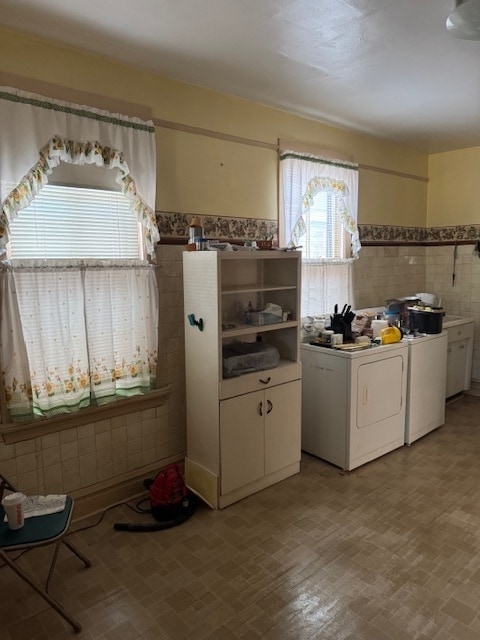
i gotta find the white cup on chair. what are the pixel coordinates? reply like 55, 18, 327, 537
2, 492, 26, 529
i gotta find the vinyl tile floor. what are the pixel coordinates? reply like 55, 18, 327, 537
2, 394, 480, 640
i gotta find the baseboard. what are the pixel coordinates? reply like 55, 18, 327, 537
446, 392, 465, 404
465, 380, 480, 397
185, 457, 218, 509
71, 456, 185, 522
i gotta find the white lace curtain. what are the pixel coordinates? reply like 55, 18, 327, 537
0, 87, 159, 422
279, 150, 360, 318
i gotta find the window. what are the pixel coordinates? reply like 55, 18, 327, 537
8, 183, 141, 260
304, 191, 346, 261
279, 150, 360, 318
0, 87, 159, 426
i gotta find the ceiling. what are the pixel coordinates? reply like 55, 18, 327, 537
0, 0, 479, 154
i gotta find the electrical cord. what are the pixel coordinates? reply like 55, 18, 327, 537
67, 497, 151, 535
0, 498, 151, 570
452, 242, 458, 286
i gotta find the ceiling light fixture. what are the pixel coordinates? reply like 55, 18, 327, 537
446, 0, 480, 40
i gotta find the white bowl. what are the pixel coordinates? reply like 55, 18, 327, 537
415, 293, 441, 307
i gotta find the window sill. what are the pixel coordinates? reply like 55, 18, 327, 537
0, 385, 171, 445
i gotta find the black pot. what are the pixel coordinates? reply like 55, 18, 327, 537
407, 307, 444, 334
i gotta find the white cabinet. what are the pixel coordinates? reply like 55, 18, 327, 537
220, 380, 301, 495
183, 250, 301, 508
445, 321, 474, 398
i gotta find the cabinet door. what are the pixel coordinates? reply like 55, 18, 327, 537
220, 391, 264, 495
265, 380, 301, 476
446, 339, 468, 397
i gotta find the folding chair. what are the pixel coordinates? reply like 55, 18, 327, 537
0, 473, 91, 633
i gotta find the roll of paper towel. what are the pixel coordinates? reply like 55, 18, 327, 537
371, 319, 389, 339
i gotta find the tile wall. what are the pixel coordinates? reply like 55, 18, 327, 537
426, 243, 480, 382
2, 224, 479, 514
353, 245, 427, 310
0, 405, 171, 495
354, 242, 480, 384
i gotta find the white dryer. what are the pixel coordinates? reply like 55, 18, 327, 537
301, 341, 408, 471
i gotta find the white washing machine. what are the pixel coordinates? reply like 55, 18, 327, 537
403, 331, 448, 444
301, 341, 408, 471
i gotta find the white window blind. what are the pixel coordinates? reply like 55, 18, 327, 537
8, 184, 141, 260
304, 191, 346, 261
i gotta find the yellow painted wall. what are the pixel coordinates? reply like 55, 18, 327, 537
359, 170, 427, 227
0, 26, 429, 225
427, 147, 480, 227
156, 128, 277, 217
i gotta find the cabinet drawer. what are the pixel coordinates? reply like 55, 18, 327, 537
220, 361, 301, 399
447, 323, 474, 343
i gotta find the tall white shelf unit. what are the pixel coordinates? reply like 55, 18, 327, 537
183, 250, 302, 509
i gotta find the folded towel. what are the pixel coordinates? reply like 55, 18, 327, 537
2, 494, 66, 522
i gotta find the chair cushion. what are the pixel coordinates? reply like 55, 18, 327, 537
0, 496, 73, 549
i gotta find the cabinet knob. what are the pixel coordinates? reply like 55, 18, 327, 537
259, 377, 271, 385
258, 401, 263, 416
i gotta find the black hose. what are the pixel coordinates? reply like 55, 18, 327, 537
113, 492, 196, 532
113, 512, 192, 532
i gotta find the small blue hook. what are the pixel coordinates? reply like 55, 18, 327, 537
187, 313, 204, 331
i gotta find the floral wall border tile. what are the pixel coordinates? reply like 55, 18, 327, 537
359, 224, 480, 244
156, 211, 278, 244
359, 225, 427, 244
156, 214, 480, 246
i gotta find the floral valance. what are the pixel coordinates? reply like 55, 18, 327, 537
1, 136, 159, 257
279, 150, 360, 259
0, 86, 158, 258
294, 175, 361, 256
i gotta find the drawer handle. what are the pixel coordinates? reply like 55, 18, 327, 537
459, 344, 465, 349
267, 400, 273, 414
259, 377, 271, 385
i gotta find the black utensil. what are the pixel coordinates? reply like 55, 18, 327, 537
341, 304, 348, 316
334, 304, 338, 314
345, 311, 355, 324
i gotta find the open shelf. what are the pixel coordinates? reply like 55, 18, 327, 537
221, 320, 298, 339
